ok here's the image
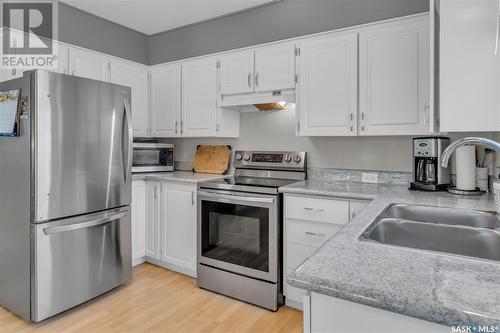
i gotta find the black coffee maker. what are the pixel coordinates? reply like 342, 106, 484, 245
409, 137, 450, 191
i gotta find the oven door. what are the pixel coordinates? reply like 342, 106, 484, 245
197, 189, 278, 282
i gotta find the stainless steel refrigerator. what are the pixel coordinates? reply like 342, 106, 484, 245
0, 70, 133, 322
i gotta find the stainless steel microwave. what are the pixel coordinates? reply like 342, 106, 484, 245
132, 142, 174, 173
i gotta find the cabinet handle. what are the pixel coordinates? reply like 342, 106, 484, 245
175, 120, 178, 134
255, 72, 260, 86
351, 208, 356, 220
495, 0, 500, 54
154, 186, 158, 199
424, 102, 430, 125
247, 72, 252, 87
350, 113, 353, 121
191, 191, 195, 205
180, 120, 183, 135
304, 207, 325, 213
216, 124, 220, 132
305, 231, 326, 237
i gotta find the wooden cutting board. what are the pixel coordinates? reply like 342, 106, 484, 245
193, 145, 231, 174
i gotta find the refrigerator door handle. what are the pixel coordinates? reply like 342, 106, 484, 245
122, 97, 133, 183
43, 211, 128, 235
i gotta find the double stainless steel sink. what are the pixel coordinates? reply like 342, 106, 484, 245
360, 203, 500, 261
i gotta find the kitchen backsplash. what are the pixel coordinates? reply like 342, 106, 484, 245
307, 167, 411, 185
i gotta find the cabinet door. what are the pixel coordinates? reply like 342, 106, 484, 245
145, 182, 160, 260
69, 47, 110, 82
55, 43, 70, 74
254, 44, 296, 92
0, 68, 23, 82
160, 183, 197, 275
150, 64, 181, 137
359, 18, 430, 136
110, 60, 149, 137
132, 180, 146, 263
297, 33, 358, 136
181, 58, 217, 137
440, 0, 500, 131
219, 51, 254, 95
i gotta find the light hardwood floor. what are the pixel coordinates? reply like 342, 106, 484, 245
0, 263, 303, 333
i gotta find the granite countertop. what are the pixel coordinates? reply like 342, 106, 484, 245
280, 180, 500, 328
132, 171, 228, 183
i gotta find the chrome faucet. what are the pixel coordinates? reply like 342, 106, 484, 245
441, 137, 500, 168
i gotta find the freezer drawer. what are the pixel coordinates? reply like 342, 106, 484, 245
31, 206, 132, 322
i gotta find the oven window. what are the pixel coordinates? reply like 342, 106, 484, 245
133, 148, 172, 166
201, 201, 269, 272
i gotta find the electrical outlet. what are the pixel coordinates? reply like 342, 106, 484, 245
362, 172, 378, 184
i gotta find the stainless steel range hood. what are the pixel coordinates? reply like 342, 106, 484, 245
218, 89, 295, 112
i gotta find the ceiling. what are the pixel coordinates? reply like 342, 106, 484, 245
60, 0, 277, 35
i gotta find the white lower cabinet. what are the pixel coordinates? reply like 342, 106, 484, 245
304, 292, 448, 333
145, 181, 161, 260
140, 181, 197, 277
132, 180, 146, 266
159, 183, 197, 277
283, 194, 369, 309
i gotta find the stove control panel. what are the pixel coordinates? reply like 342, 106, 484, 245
233, 151, 306, 170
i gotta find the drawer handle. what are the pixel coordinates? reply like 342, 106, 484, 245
304, 207, 325, 213
305, 231, 326, 237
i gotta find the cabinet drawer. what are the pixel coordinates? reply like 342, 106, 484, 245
287, 219, 342, 248
286, 242, 318, 270
286, 195, 349, 224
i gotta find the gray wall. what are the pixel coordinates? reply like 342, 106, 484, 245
149, 0, 429, 64
169, 107, 497, 173
58, 3, 148, 64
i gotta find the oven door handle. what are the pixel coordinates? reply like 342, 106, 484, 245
198, 191, 275, 204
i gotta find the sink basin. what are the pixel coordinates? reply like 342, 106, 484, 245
360, 204, 500, 261
382, 203, 498, 229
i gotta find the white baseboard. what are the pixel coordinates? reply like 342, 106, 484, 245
285, 297, 303, 311
132, 256, 146, 267
145, 257, 197, 278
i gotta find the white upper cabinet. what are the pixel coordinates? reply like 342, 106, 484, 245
150, 64, 181, 137
254, 44, 296, 92
0, 68, 23, 82
297, 33, 358, 136
219, 51, 254, 95
219, 46, 296, 96
439, 0, 500, 132
110, 60, 149, 137
181, 57, 217, 136
69, 47, 111, 82
55, 43, 70, 75
358, 17, 430, 136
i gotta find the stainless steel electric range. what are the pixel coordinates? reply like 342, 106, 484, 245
197, 151, 307, 311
